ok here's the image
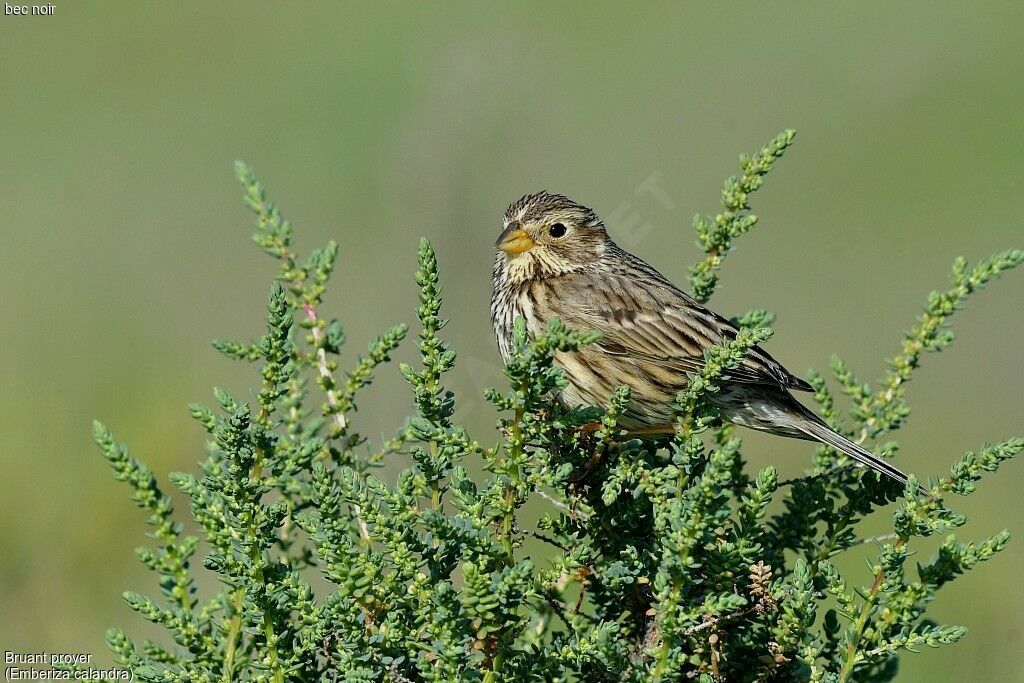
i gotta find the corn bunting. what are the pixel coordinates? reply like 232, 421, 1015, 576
490, 191, 916, 491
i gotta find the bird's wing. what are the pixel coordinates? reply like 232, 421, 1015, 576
545, 264, 813, 392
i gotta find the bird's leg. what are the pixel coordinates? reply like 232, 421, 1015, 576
570, 448, 604, 484
563, 421, 603, 479
569, 416, 635, 482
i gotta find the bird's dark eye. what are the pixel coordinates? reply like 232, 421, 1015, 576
549, 223, 567, 238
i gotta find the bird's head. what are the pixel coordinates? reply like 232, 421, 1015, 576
494, 192, 609, 282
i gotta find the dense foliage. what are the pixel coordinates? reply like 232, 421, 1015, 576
93, 133, 1022, 682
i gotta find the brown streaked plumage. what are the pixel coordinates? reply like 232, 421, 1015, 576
490, 191, 918, 491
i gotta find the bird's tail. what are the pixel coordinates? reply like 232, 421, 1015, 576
794, 410, 926, 495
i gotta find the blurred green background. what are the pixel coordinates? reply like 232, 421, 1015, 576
1, 2, 1022, 679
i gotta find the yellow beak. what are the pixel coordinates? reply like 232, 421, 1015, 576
496, 227, 536, 255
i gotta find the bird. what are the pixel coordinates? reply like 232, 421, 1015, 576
490, 191, 917, 492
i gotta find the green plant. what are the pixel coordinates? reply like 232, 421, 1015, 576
92, 133, 1022, 682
